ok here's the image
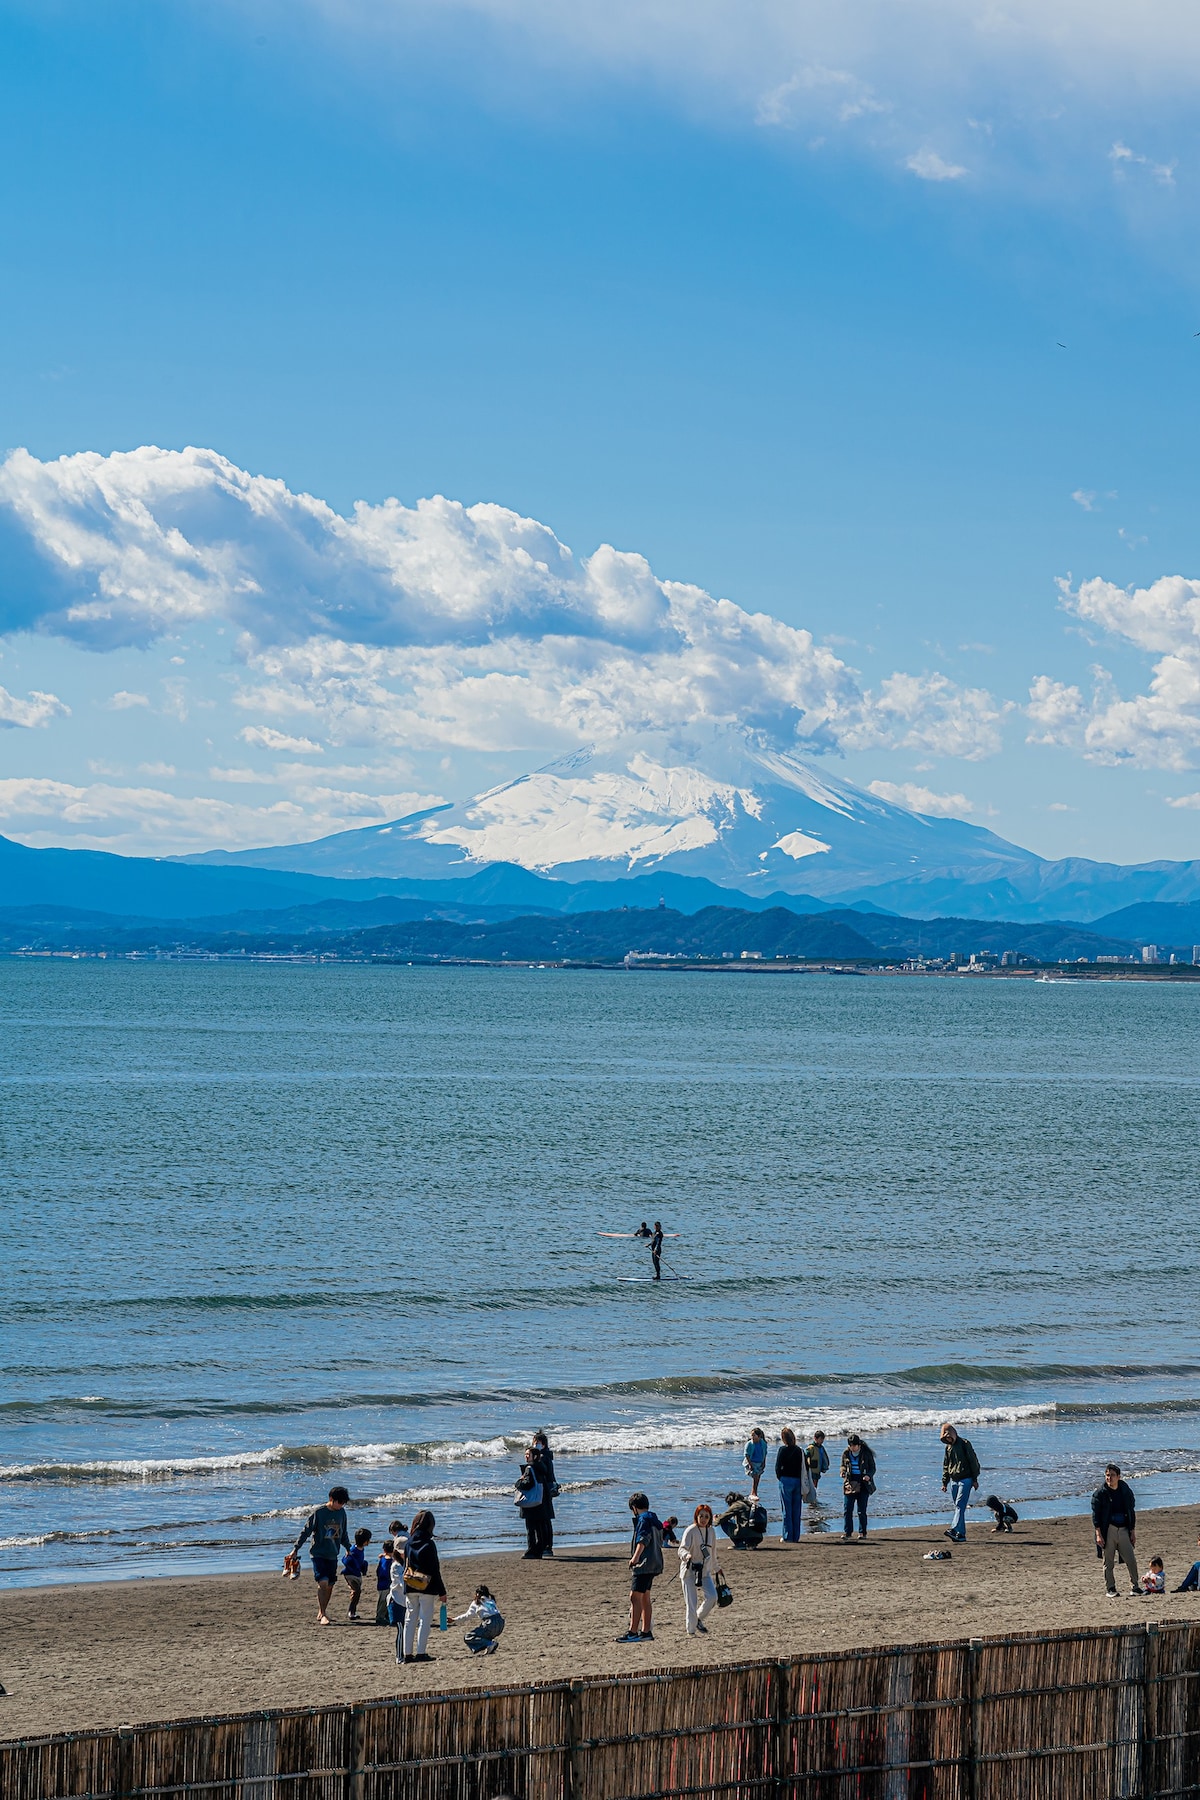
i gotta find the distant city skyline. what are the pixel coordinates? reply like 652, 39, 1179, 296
2, 1, 1200, 865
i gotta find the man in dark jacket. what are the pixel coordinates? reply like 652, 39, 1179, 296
1092, 1464, 1140, 1597
940, 1425, 981, 1543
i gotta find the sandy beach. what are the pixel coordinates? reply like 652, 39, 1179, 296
3, 1505, 1199, 1743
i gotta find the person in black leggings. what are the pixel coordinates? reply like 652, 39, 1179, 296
840, 1434, 876, 1540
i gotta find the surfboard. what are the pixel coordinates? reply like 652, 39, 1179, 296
597, 1231, 681, 1238
617, 1275, 691, 1282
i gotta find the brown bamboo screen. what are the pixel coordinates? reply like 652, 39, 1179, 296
5, 1619, 1200, 1800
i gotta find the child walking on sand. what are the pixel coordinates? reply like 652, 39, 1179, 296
342, 1527, 372, 1620
375, 1538, 394, 1625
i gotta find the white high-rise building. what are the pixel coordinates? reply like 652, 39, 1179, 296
1142, 945, 1159, 964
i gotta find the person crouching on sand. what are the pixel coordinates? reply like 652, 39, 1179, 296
678, 1504, 719, 1636
292, 1484, 351, 1626
616, 1492, 664, 1644
453, 1585, 505, 1654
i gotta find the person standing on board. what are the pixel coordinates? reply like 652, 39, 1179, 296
291, 1484, 351, 1626
1092, 1464, 1141, 1598
650, 1221, 665, 1280
940, 1424, 981, 1543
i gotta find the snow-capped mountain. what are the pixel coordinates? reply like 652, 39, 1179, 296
184, 738, 1200, 922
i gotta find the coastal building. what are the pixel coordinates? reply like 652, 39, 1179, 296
1142, 945, 1160, 964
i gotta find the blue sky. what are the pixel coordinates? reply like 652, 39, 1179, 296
2, 0, 1200, 863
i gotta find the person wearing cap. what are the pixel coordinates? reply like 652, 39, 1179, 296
840, 1434, 876, 1540
940, 1424, 981, 1544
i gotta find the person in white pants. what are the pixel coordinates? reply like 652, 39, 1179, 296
402, 1591, 438, 1658
678, 1503, 720, 1636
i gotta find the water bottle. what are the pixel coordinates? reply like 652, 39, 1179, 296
439, 1601, 448, 1631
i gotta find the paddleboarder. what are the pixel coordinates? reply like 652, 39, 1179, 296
650, 1221, 664, 1280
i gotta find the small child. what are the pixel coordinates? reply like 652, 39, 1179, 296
387, 1533, 409, 1664
342, 1526, 372, 1620
452, 1584, 505, 1655
661, 1516, 680, 1547
1176, 1532, 1200, 1592
375, 1538, 395, 1626
983, 1494, 1018, 1533
1142, 1557, 1165, 1594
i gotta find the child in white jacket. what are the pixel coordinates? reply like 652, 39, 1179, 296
678, 1504, 720, 1636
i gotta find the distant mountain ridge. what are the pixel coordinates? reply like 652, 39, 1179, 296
178, 739, 1200, 924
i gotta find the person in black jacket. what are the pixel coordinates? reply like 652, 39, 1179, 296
516, 1447, 547, 1560
401, 1510, 448, 1661
533, 1430, 557, 1558
841, 1434, 877, 1540
1092, 1464, 1140, 1597
775, 1428, 808, 1542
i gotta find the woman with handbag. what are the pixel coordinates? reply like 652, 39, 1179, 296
516, 1447, 547, 1559
400, 1510, 447, 1661
677, 1503, 721, 1636
532, 1431, 559, 1558
840, 1434, 877, 1541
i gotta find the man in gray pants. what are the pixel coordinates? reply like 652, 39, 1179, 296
1091, 1463, 1140, 1597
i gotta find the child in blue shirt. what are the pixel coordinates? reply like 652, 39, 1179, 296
342, 1526, 372, 1621
374, 1538, 394, 1625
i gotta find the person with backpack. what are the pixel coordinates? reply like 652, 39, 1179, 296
515, 1446, 547, 1559
715, 1491, 767, 1549
616, 1491, 663, 1643
940, 1424, 981, 1544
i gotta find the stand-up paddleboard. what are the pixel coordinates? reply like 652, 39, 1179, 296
617, 1274, 691, 1282
597, 1231, 680, 1238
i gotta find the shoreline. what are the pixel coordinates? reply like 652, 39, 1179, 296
4, 1501, 1199, 1743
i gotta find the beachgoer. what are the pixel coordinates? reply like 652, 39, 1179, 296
650, 1221, 664, 1281
744, 1428, 768, 1499
291, 1484, 351, 1626
1174, 1532, 1200, 1592
1091, 1464, 1140, 1598
387, 1522, 409, 1663
776, 1428, 810, 1542
940, 1425, 981, 1544
984, 1494, 1018, 1533
715, 1491, 767, 1550
616, 1492, 663, 1643
634, 1221, 652, 1238
532, 1430, 558, 1557
677, 1503, 720, 1636
841, 1434, 876, 1541
805, 1432, 830, 1497
342, 1526, 371, 1620
453, 1585, 505, 1655
516, 1446, 547, 1560
1143, 1557, 1165, 1594
401, 1510, 447, 1661
661, 1515, 680, 1546
374, 1538, 394, 1626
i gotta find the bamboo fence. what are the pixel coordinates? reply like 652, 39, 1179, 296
6, 1619, 1200, 1800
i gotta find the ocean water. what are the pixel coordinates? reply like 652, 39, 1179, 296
2, 959, 1200, 1589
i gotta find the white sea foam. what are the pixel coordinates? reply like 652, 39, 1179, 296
0, 1402, 1056, 1486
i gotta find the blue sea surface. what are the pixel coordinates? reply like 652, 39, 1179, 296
2, 960, 1199, 1587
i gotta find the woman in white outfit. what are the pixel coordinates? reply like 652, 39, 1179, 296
678, 1503, 720, 1636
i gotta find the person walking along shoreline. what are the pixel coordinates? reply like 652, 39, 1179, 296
940, 1424, 980, 1544
291, 1484, 351, 1626
744, 1428, 767, 1499
1092, 1464, 1140, 1598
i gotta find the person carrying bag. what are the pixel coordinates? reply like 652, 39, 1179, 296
515, 1447, 547, 1559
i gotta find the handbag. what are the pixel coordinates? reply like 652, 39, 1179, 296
514, 1478, 543, 1511
715, 1571, 733, 1609
403, 1562, 432, 1592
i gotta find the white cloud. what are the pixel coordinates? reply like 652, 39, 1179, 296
905, 149, 967, 182
1029, 574, 1200, 769
867, 779, 975, 818
283, 0, 1196, 193
1071, 489, 1097, 511
240, 724, 324, 753
1109, 140, 1176, 184
0, 444, 1004, 766
0, 684, 68, 729
107, 690, 150, 710
1165, 791, 1200, 809
0, 776, 444, 854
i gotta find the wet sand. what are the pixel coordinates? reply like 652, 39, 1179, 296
3, 1505, 1198, 1742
